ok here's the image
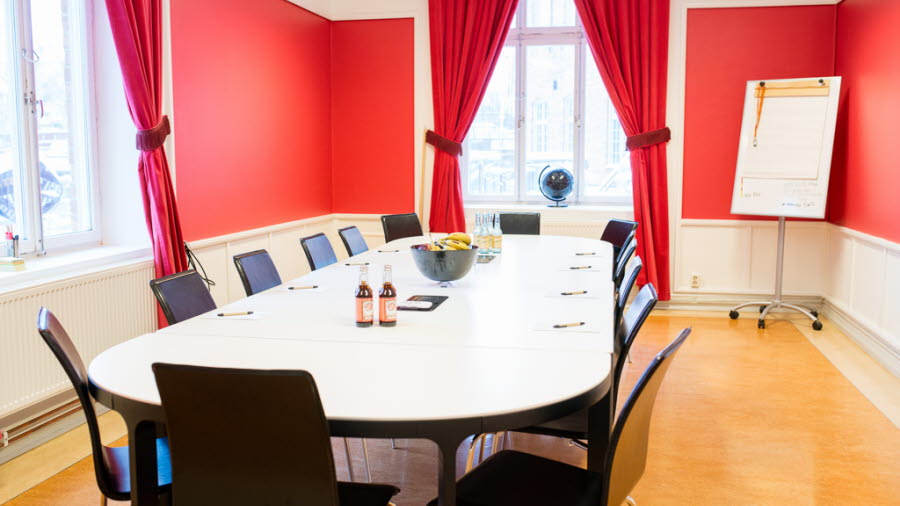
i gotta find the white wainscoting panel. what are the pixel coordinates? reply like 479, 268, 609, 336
675, 219, 825, 295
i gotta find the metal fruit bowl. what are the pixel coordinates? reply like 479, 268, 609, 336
410, 245, 479, 282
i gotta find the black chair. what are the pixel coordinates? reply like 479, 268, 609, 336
381, 213, 423, 243
601, 219, 637, 262
339, 226, 370, 257
498, 213, 540, 235
614, 238, 637, 288
149, 270, 217, 325
301, 233, 338, 271
233, 249, 282, 296
616, 256, 643, 329
513, 284, 659, 442
428, 328, 691, 506
37, 308, 172, 506
152, 364, 398, 506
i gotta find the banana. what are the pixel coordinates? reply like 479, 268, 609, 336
447, 232, 471, 245
444, 239, 470, 250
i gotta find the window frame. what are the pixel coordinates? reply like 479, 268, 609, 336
3, 0, 100, 256
461, 2, 632, 207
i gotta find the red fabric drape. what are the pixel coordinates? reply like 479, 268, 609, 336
105, 0, 188, 325
575, 0, 672, 300
427, 0, 519, 232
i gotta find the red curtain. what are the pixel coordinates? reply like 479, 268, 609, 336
105, 0, 188, 325
427, 0, 519, 232
575, 0, 672, 300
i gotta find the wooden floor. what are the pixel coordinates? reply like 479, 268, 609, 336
3, 314, 899, 505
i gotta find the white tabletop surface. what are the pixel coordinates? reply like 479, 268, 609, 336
89, 235, 614, 423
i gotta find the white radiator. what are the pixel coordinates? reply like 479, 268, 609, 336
0, 260, 157, 418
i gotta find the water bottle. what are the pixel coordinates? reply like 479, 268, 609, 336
474, 213, 487, 256
492, 212, 503, 254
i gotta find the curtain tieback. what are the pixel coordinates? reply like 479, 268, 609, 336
136, 115, 171, 151
425, 130, 463, 156
626, 127, 671, 151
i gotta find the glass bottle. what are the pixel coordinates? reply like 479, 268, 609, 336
474, 213, 486, 255
492, 212, 503, 254
379, 265, 397, 327
355, 265, 374, 327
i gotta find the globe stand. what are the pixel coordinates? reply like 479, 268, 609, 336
547, 199, 568, 208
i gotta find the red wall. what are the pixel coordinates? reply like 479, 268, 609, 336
682, 6, 836, 220
171, 2, 415, 241
171, 0, 333, 241
331, 19, 415, 214
829, 0, 900, 243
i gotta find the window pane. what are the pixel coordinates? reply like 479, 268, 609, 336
526, 0, 576, 27
31, 0, 92, 236
0, 2, 26, 239
466, 46, 516, 197
525, 44, 574, 197
583, 60, 631, 198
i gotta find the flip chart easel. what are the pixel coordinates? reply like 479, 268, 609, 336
727, 77, 842, 331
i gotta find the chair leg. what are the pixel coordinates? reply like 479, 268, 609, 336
361, 438, 372, 483
627, 352, 633, 364
391, 438, 397, 449
343, 437, 356, 481
99, 495, 107, 506
465, 434, 482, 473
568, 439, 588, 451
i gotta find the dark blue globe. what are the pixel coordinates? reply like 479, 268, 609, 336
539, 166, 574, 206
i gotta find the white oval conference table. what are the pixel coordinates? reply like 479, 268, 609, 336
89, 235, 616, 506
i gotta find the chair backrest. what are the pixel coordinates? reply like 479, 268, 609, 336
381, 213, 423, 243
614, 238, 637, 287
601, 219, 637, 259
338, 226, 369, 257
604, 328, 691, 506
498, 212, 541, 235
616, 256, 643, 326
36, 308, 115, 498
233, 249, 282, 296
153, 364, 340, 506
613, 283, 658, 405
149, 270, 217, 325
300, 233, 338, 271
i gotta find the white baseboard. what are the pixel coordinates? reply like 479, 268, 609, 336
822, 298, 900, 379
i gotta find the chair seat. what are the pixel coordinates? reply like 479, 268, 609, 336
516, 409, 589, 440
338, 481, 400, 506
102, 437, 172, 498
427, 450, 605, 506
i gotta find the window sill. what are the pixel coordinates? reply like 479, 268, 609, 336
464, 202, 633, 222
0, 245, 152, 296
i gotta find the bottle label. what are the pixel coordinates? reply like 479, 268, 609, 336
380, 297, 397, 322
493, 235, 502, 251
356, 298, 374, 322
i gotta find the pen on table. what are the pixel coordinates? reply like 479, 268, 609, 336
553, 322, 586, 329
345, 262, 370, 266
570, 266, 591, 270
575, 252, 596, 256
288, 285, 318, 290
561, 290, 588, 296
217, 311, 254, 317
378, 249, 400, 253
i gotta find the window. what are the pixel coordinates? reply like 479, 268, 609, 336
0, 0, 97, 255
462, 0, 631, 204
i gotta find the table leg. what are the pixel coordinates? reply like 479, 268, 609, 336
434, 436, 461, 506
587, 390, 613, 473
126, 419, 159, 506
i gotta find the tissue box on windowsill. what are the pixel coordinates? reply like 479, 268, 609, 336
0, 257, 25, 272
